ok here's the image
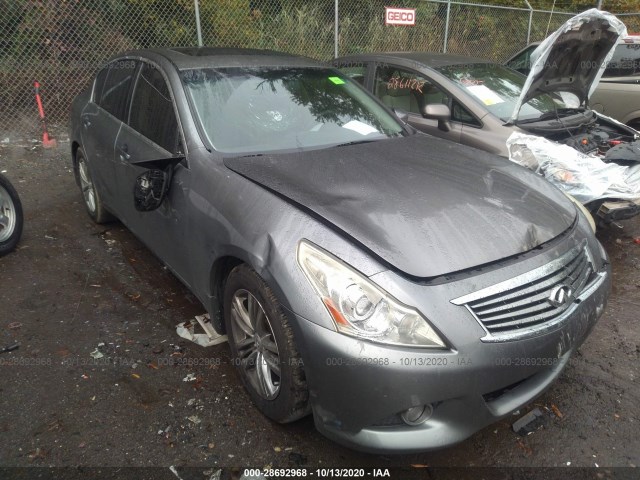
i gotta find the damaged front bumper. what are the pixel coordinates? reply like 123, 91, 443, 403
290, 238, 611, 453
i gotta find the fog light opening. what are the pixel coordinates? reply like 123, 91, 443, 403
401, 403, 433, 426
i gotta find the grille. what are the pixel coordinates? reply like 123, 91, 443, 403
452, 243, 596, 339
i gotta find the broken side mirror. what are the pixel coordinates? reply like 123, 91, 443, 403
393, 108, 409, 124
131, 156, 184, 212
134, 168, 172, 212
423, 104, 451, 132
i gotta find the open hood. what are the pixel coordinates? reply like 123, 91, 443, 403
510, 9, 626, 123
224, 135, 576, 279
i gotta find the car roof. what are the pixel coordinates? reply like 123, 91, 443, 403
116, 47, 325, 70
527, 34, 639, 48
335, 52, 492, 68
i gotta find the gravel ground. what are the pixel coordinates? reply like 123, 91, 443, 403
0, 141, 638, 475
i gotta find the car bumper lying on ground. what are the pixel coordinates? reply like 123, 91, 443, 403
290, 237, 611, 453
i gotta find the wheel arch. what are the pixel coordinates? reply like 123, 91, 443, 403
208, 255, 245, 333
207, 250, 294, 335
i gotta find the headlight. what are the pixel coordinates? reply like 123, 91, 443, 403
563, 192, 596, 233
297, 240, 446, 348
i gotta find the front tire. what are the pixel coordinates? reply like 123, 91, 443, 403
0, 174, 23, 256
224, 264, 309, 423
75, 147, 113, 224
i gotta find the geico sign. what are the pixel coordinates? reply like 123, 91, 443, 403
385, 7, 416, 26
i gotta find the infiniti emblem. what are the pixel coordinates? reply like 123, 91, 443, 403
548, 285, 573, 307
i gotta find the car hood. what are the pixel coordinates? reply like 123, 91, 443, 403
224, 135, 576, 279
510, 8, 626, 123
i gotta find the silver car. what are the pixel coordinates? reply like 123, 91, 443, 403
334, 11, 640, 225
70, 47, 610, 453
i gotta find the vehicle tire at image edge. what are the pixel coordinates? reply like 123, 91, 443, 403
223, 264, 310, 423
0, 174, 24, 256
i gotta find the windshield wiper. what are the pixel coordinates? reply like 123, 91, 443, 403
540, 108, 585, 120
517, 108, 588, 125
333, 139, 381, 148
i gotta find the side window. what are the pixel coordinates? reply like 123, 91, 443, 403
452, 101, 481, 127
129, 63, 179, 154
337, 64, 367, 86
604, 43, 640, 77
93, 67, 108, 103
97, 60, 137, 121
505, 47, 535, 74
374, 66, 449, 115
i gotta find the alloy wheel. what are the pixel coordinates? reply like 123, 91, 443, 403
78, 158, 96, 214
230, 289, 281, 400
0, 183, 17, 243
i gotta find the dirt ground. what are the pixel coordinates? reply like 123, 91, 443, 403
0, 140, 639, 474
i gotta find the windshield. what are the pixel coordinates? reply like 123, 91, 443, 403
181, 67, 404, 154
437, 63, 579, 122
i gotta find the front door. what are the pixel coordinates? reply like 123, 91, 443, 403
112, 62, 192, 285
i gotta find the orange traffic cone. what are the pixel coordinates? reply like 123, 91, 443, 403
34, 81, 57, 148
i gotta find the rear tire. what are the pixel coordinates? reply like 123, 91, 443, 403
75, 147, 113, 224
224, 264, 309, 423
0, 174, 23, 256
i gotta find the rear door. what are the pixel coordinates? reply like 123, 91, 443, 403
371, 64, 462, 143
112, 61, 192, 283
80, 60, 137, 208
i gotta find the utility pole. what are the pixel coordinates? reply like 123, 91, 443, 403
443, 0, 451, 53
334, 0, 339, 58
194, 0, 203, 47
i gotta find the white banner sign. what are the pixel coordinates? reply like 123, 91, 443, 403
385, 7, 416, 26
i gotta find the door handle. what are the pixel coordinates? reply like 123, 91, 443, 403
118, 143, 130, 161
82, 115, 91, 127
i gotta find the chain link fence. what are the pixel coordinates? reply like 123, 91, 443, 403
0, 0, 638, 142
618, 12, 640, 33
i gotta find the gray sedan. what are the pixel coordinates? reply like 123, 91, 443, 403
70, 47, 610, 453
